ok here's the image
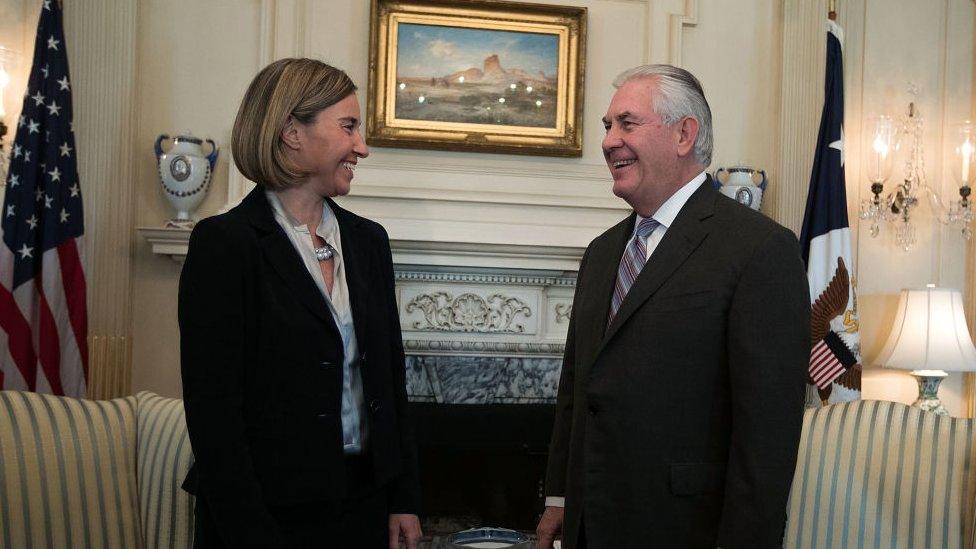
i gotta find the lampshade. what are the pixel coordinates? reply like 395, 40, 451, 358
876, 286, 976, 372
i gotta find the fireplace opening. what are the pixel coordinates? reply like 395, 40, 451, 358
410, 402, 556, 536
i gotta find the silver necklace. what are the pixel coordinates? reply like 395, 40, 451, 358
314, 242, 337, 261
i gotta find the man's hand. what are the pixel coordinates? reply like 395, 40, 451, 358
389, 513, 422, 549
536, 506, 564, 549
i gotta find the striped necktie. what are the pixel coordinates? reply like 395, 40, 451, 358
608, 217, 660, 326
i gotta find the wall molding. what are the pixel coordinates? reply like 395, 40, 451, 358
137, 227, 588, 271
403, 338, 564, 357
137, 227, 191, 262
274, 0, 702, 68
396, 269, 576, 287
65, 0, 138, 397
773, 0, 827, 234
391, 239, 585, 270
357, 157, 608, 182
666, 0, 699, 66
349, 182, 616, 209
258, 0, 276, 66
87, 335, 132, 399
224, 157, 623, 213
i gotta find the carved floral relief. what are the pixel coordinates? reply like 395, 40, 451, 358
405, 291, 532, 333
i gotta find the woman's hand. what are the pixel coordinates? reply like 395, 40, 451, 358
388, 513, 422, 549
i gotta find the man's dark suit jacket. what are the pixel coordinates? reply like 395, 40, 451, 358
178, 188, 419, 547
545, 180, 810, 549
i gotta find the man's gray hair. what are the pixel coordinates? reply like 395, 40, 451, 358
612, 64, 713, 167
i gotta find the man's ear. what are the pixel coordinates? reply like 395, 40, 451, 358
675, 116, 699, 157
281, 116, 302, 151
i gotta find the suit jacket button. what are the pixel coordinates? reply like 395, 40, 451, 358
588, 406, 598, 416
369, 399, 381, 413
316, 413, 332, 421
320, 361, 333, 369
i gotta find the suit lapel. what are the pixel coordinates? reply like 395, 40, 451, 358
329, 198, 370, 352
576, 214, 634, 371
598, 181, 715, 352
240, 188, 335, 326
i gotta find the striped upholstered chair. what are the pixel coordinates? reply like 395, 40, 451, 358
0, 390, 194, 548
785, 399, 976, 549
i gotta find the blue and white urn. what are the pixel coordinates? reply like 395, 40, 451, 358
713, 165, 767, 211
154, 134, 218, 228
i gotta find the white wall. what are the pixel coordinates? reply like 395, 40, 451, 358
130, 0, 263, 397
684, 0, 784, 185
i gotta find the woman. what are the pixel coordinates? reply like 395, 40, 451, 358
179, 58, 422, 548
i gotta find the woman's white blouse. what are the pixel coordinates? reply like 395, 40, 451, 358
266, 190, 366, 455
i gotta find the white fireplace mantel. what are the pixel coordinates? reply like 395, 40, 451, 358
138, 224, 579, 365
138, 226, 584, 272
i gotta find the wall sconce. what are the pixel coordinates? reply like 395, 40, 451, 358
0, 45, 14, 186
876, 285, 976, 415
858, 86, 973, 251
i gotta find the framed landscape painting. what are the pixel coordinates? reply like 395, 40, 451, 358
367, 0, 586, 157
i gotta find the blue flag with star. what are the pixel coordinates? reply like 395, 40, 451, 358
798, 20, 861, 407
2, 0, 83, 287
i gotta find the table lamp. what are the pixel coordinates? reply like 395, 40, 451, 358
875, 285, 976, 415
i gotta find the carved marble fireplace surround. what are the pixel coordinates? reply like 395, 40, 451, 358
395, 263, 576, 548
395, 258, 575, 537
398, 265, 572, 406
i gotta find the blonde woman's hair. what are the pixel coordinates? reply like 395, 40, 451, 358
232, 58, 357, 190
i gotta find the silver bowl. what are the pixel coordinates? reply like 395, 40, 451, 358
445, 527, 533, 548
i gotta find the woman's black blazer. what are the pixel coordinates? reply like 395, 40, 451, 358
178, 188, 419, 546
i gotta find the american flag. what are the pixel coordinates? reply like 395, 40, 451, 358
0, 0, 87, 396
798, 19, 860, 406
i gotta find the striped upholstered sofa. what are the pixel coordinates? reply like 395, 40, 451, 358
0, 394, 973, 548
0, 391, 194, 548
784, 399, 976, 548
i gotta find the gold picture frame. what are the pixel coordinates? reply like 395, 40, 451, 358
367, 0, 586, 157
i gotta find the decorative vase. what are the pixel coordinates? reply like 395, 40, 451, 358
154, 134, 218, 228
713, 165, 767, 211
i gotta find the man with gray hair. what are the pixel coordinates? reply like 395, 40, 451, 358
536, 65, 809, 548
